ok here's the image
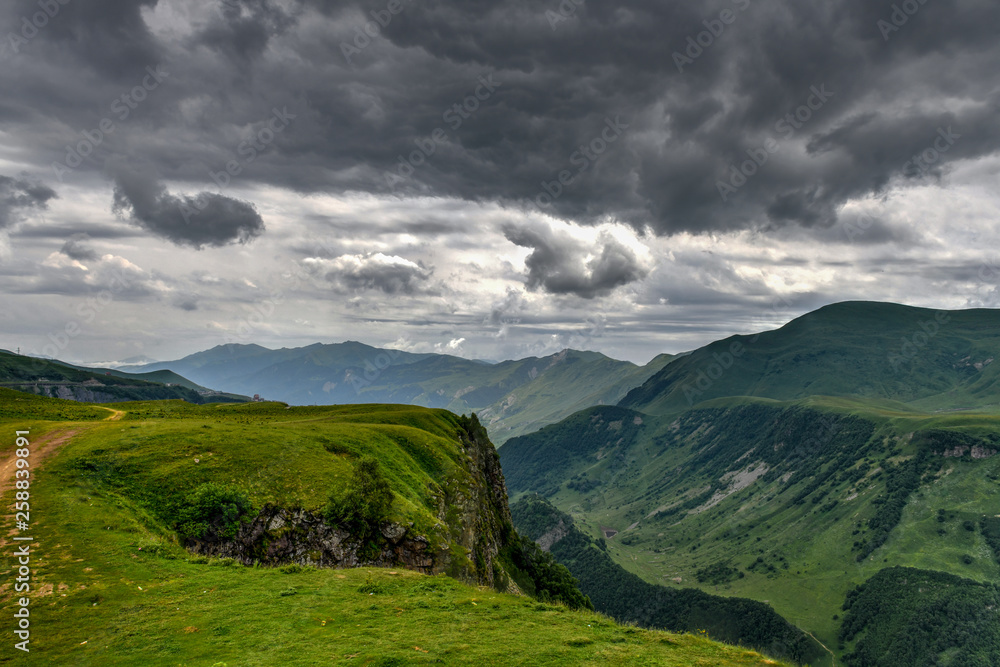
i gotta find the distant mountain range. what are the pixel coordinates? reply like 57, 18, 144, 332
0, 349, 248, 404
128, 342, 676, 443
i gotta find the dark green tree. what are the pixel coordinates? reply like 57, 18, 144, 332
175, 483, 253, 540
325, 456, 394, 541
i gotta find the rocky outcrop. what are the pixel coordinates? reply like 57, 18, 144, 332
941, 445, 997, 459
12, 383, 122, 403
188, 506, 437, 572
187, 413, 518, 590
536, 520, 569, 551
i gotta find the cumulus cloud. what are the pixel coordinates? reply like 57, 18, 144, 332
109, 164, 265, 248
503, 222, 651, 299
0, 175, 57, 229
304, 253, 434, 294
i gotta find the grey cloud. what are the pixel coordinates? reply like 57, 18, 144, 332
1, 0, 998, 243
192, 0, 297, 63
109, 164, 265, 249
486, 287, 527, 325
306, 253, 434, 295
60, 234, 98, 261
0, 175, 57, 229
503, 223, 649, 299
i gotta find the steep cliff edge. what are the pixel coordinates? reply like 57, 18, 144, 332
186, 413, 518, 590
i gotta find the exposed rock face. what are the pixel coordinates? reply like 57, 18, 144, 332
13, 383, 121, 403
188, 506, 437, 572
536, 520, 569, 552
188, 413, 518, 590
941, 445, 998, 459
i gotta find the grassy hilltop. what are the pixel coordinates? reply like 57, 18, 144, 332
0, 389, 788, 666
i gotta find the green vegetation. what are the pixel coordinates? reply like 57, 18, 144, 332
510, 495, 822, 665
839, 567, 1000, 666
325, 456, 395, 544
0, 394, 790, 665
500, 396, 1000, 662
621, 301, 1000, 415
981, 515, 1000, 563
501, 530, 595, 611
175, 483, 254, 540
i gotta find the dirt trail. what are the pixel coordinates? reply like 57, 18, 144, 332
804, 630, 838, 666
0, 428, 82, 499
0, 427, 85, 550
1, 407, 125, 501
99, 407, 126, 421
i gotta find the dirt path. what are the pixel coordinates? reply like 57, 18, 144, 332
804, 630, 838, 666
0, 428, 84, 547
99, 407, 126, 421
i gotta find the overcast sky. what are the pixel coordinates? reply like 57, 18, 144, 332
1, 0, 998, 366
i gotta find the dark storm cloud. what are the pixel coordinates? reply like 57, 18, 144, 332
503, 223, 649, 299
108, 163, 265, 248
2, 0, 999, 240
3, 0, 161, 81
0, 175, 57, 229
192, 0, 297, 63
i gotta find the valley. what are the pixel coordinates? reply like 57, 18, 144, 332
500, 303, 1000, 665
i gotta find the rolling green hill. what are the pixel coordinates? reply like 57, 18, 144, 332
135, 343, 675, 443
620, 302, 1000, 415
0, 350, 247, 404
499, 397, 1000, 664
0, 394, 790, 665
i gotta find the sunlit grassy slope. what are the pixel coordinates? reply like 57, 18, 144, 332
0, 391, 787, 665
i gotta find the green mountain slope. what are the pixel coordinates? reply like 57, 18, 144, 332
478, 351, 675, 442
620, 302, 1000, 415
499, 398, 1000, 662
0, 350, 246, 404
0, 395, 789, 666
511, 495, 824, 665
136, 343, 675, 443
